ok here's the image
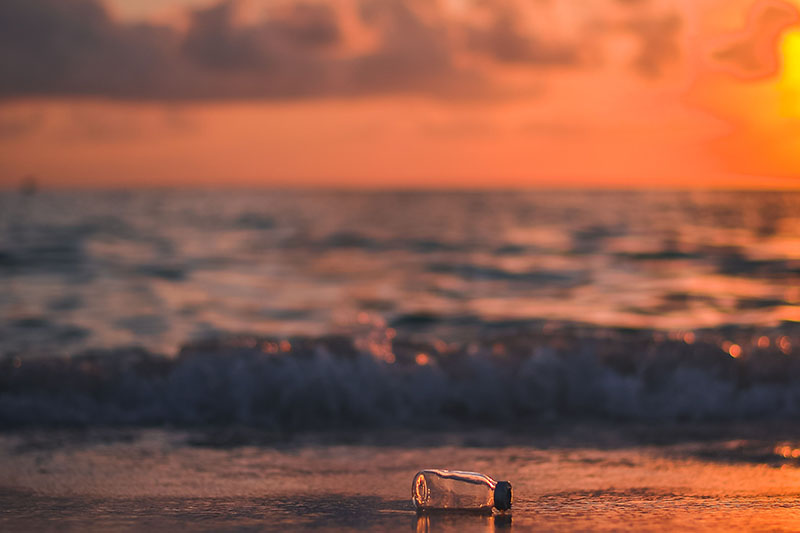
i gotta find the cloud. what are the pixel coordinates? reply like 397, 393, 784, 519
0, 0, 177, 98
0, 0, 694, 101
712, 0, 800, 79
350, 0, 489, 97
0, 0, 495, 100
466, 6, 578, 66
182, 1, 271, 71
625, 13, 682, 78
182, 1, 340, 70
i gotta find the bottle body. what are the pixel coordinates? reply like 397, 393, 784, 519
412, 470, 512, 511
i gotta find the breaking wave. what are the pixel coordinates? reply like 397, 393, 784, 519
2, 324, 798, 429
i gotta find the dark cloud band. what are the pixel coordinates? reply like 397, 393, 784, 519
0, 0, 686, 101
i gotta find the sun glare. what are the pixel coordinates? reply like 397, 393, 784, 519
779, 29, 800, 117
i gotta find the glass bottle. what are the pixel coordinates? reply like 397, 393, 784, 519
412, 469, 512, 512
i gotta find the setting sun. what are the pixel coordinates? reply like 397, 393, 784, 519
779, 29, 800, 117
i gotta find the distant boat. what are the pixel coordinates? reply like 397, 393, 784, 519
19, 175, 38, 196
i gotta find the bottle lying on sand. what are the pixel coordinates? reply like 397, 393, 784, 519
412, 469, 512, 512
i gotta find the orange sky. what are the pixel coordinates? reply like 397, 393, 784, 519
0, 0, 799, 189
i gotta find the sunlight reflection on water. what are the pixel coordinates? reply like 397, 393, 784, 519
1, 190, 797, 356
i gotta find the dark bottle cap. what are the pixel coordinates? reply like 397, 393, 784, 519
494, 481, 512, 511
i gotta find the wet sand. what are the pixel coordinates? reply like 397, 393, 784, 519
3, 427, 800, 532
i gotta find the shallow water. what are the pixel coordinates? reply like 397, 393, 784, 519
1, 190, 798, 356
3, 428, 800, 532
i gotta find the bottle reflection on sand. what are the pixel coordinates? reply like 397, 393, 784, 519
415, 512, 512, 532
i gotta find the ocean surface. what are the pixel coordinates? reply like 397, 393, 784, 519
0, 189, 799, 428
2, 190, 798, 356
1, 189, 800, 531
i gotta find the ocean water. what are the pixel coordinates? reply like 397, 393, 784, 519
2, 189, 800, 531
0, 190, 799, 428
1, 190, 798, 356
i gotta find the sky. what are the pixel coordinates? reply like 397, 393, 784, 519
0, 0, 799, 189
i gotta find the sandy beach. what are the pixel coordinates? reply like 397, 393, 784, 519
3, 426, 800, 532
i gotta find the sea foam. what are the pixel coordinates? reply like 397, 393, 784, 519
2, 325, 797, 429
